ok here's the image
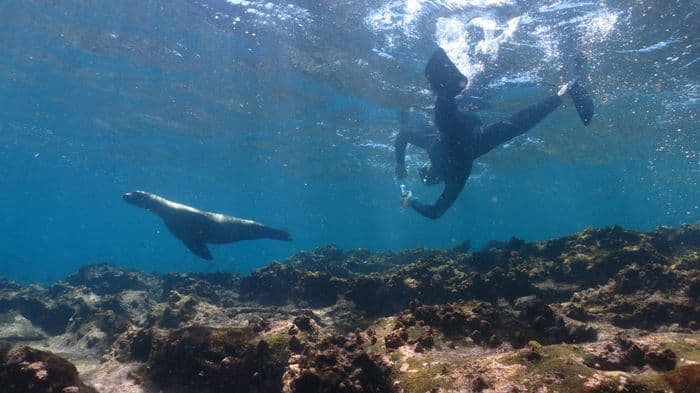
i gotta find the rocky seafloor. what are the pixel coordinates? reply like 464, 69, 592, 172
1, 224, 699, 392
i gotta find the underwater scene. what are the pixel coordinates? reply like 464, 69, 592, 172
0, 0, 699, 392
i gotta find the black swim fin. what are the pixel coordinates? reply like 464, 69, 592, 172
564, 54, 594, 126
183, 239, 213, 260
569, 80, 594, 126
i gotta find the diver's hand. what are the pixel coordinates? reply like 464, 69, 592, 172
400, 185, 412, 208
395, 164, 407, 179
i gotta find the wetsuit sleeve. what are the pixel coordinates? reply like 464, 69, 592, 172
395, 130, 435, 167
409, 177, 466, 219
395, 131, 409, 168
474, 95, 562, 158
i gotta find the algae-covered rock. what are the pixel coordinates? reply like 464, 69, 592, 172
240, 263, 345, 307
64, 263, 159, 296
162, 271, 240, 305
142, 326, 289, 393
0, 346, 97, 393
286, 332, 394, 393
2, 222, 700, 392
584, 335, 677, 372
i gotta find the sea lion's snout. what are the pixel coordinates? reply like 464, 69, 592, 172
122, 191, 136, 204
123, 190, 150, 208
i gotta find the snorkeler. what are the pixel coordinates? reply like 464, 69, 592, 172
396, 47, 594, 219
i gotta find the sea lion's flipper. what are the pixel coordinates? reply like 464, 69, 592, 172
183, 239, 213, 260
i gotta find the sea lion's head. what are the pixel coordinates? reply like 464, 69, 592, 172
123, 190, 155, 210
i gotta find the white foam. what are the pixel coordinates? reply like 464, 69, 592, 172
582, 8, 619, 43
616, 38, 680, 54
365, 0, 426, 37
435, 17, 482, 83
538, 1, 594, 13
470, 15, 523, 60
442, 0, 513, 7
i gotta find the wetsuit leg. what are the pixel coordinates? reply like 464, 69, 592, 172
474, 95, 562, 158
409, 177, 466, 219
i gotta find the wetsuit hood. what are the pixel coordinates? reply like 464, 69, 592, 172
424, 47, 467, 98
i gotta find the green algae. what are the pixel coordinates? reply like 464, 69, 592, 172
663, 335, 700, 363
498, 336, 700, 393
396, 356, 453, 393
500, 343, 596, 391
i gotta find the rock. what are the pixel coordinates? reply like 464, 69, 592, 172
384, 329, 408, 350
64, 263, 156, 295
286, 334, 393, 393
293, 315, 314, 332
142, 326, 288, 393
0, 293, 74, 336
249, 315, 271, 333
414, 334, 434, 353
0, 346, 97, 393
564, 302, 588, 321
0, 313, 46, 341
645, 348, 677, 371
584, 336, 677, 372
520, 340, 543, 362
469, 375, 491, 392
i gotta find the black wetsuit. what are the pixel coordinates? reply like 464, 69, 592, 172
396, 93, 563, 219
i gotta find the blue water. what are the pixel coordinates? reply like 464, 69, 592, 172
1, 0, 698, 283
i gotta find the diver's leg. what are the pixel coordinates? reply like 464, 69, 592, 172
474, 95, 562, 158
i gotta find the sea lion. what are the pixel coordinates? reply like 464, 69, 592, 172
123, 190, 292, 260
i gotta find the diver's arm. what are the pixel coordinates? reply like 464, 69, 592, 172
395, 131, 409, 170
475, 95, 562, 158
394, 129, 435, 179
409, 178, 466, 220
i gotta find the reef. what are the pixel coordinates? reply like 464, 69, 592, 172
0, 223, 698, 392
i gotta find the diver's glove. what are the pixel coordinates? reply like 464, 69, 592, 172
400, 184, 413, 208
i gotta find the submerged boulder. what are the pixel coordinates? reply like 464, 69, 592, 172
140, 326, 289, 393
0, 345, 96, 393
64, 263, 159, 296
